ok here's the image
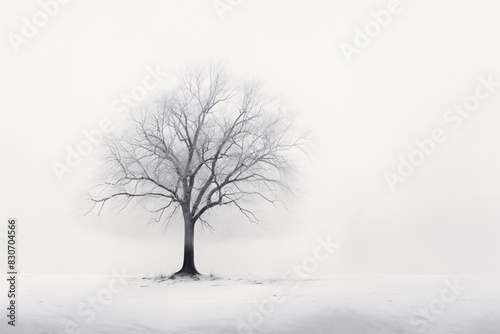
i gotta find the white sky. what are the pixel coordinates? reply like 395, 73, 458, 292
1, 0, 500, 276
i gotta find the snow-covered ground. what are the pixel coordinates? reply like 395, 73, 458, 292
2, 274, 499, 334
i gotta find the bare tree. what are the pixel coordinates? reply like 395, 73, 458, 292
88, 64, 306, 277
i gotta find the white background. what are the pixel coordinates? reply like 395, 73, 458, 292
1, 0, 500, 277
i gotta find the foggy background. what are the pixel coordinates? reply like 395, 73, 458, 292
1, 0, 500, 277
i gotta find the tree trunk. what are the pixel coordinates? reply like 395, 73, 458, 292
173, 213, 200, 277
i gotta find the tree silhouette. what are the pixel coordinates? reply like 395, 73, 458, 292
88, 64, 306, 277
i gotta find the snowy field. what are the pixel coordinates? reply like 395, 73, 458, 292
2, 274, 500, 334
